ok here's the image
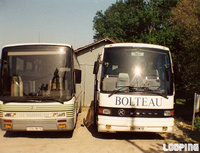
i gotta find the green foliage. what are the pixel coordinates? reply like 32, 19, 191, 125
194, 116, 200, 132
171, 0, 200, 96
93, 0, 177, 47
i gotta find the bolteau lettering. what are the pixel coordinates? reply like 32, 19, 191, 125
115, 96, 162, 107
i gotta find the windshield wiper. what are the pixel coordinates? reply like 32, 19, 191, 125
143, 88, 168, 99
108, 86, 145, 97
108, 86, 168, 99
0, 97, 26, 103
130, 86, 168, 99
26, 96, 64, 103
0, 96, 64, 104
108, 86, 133, 97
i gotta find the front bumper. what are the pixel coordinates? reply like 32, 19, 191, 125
97, 115, 174, 133
0, 118, 74, 131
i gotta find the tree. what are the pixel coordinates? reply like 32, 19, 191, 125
93, 0, 145, 42
171, 0, 200, 97
93, 0, 177, 47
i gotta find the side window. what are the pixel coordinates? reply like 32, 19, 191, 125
16, 57, 24, 73
1, 60, 10, 95
26, 62, 33, 72
2, 60, 8, 76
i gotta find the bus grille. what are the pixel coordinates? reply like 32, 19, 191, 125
10, 111, 74, 118
0, 111, 3, 117
0, 104, 74, 118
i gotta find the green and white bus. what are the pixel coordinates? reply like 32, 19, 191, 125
93, 43, 174, 133
0, 43, 82, 131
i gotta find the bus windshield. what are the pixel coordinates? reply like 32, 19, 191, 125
0, 45, 73, 102
101, 47, 173, 96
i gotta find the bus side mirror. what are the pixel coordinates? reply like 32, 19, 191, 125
74, 69, 81, 84
93, 61, 99, 74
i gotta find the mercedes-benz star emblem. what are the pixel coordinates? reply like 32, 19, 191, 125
118, 109, 125, 116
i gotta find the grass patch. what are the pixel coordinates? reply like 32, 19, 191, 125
174, 98, 193, 122
194, 116, 200, 132
175, 99, 186, 105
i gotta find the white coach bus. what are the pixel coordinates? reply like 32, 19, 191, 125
0, 43, 82, 131
93, 43, 174, 133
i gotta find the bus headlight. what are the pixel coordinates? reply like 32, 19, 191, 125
49, 112, 66, 117
99, 108, 111, 115
164, 110, 174, 116
4, 113, 16, 117
57, 112, 66, 117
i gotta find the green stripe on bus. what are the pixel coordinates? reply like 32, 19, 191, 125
0, 104, 74, 112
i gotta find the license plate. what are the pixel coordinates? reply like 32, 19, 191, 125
26, 127, 43, 131
130, 127, 144, 131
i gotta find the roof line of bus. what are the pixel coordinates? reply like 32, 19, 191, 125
3, 43, 72, 48
104, 43, 169, 50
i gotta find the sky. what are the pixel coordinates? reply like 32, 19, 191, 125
0, 0, 116, 51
